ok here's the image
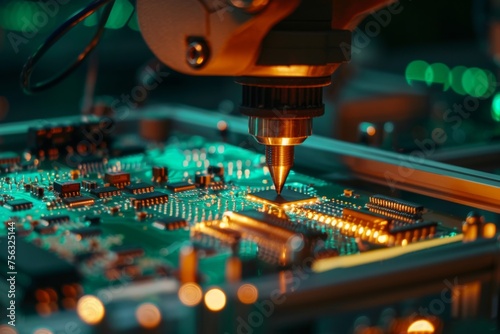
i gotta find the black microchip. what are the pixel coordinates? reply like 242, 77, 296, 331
41, 214, 70, 224
82, 180, 98, 190
104, 172, 130, 188
34, 225, 57, 235
70, 227, 102, 239
31, 186, 44, 197
153, 216, 188, 231
208, 165, 224, 176
0, 237, 80, 302
110, 244, 145, 259
4, 199, 33, 211
130, 191, 168, 209
53, 181, 80, 197
124, 182, 154, 194
90, 186, 121, 198
166, 182, 196, 192
83, 215, 101, 225
64, 196, 95, 208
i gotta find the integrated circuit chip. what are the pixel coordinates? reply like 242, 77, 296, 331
90, 186, 121, 198
124, 182, 154, 194
130, 191, 168, 209
40, 214, 70, 224
104, 172, 131, 188
247, 189, 317, 207
63, 196, 95, 208
153, 216, 188, 231
70, 227, 102, 239
34, 225, 58, 235
110, 244, 145, 259
53, 181, 80, 197
166, 182, 196, 192
83, 215, 101, 225
82, 180, 98, 190
4, 199, 33, 211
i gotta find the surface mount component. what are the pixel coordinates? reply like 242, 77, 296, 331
247, 189, 317, 207
63, 196, 95, 208
4, 199, 33, 211
90, 186, 121, 198
104, 172, 131, 188
124, 182, 155, 194
153, 216, 188, 231
130, 191, 169, 209
53, 181, 80, 198
223, 210, 326, 266
166, 182, 196, 192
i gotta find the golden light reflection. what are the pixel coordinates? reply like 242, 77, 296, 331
204, 288, 226, 312
76, 295, 105, 325
407, 319, 435, 333
34, 330, 53, 334
33, 328, 54, 334
0, 325, 18, 334
178, 283, 203, 306
483, 223, 497, 238
237, 284, 259, 304
367, 126, 376, 136
136, 303, 162, 329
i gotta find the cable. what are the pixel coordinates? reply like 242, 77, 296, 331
20, 0, 115, 94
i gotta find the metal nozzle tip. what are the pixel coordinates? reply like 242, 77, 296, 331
266, 145, 294, 195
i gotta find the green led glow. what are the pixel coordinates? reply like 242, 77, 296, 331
449, 66, 467, 95
462, 67, 490, 97
128, 11, 140, 31
0, 1, 39, 32
429, 63, 450, 91
405, 60, 433, 86
105, 0, 134, 30
492, 93, 500, 122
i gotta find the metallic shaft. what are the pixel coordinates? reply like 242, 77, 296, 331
266, 145, 294, 195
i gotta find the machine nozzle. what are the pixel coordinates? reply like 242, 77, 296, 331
266, 145, 294, 195
238, 77, 328, 195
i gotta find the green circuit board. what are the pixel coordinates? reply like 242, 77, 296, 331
0, 135, 459, 317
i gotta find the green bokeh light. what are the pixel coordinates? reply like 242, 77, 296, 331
462, 67, 490, 97
492, 93, 500, 122
429, 63, 450, 91
449, 66, 467, 95
105, 0, 134, 30
0, 1, 39, 32
405, 60, 433, 86
128, 11, 140, 31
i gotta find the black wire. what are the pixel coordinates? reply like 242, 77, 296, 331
20, 0, 115, 94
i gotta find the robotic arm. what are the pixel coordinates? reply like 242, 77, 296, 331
137, 0, 395, 195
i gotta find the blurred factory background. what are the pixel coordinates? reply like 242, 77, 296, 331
0, 0, 499, 173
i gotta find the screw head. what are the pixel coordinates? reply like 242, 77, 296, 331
186, 40, 209, 69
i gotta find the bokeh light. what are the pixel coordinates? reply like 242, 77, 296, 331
407, 319, 435, 333
429, 63, 450, 91
204, 288, 226, 312
178, 283, 203, 306
136, 303, 162, 329
76, 295, 105, 325
491, 93, 500, 122
237, 284, 259, 304
405, 60, 433, 86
